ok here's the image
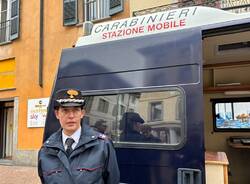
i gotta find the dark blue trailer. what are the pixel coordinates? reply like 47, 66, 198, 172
43, 6, 250, 184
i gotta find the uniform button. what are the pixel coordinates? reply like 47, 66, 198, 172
46, 140, 49, 143
91, 136, 95, 139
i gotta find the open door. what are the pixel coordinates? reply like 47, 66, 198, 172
0, 101, 14, 160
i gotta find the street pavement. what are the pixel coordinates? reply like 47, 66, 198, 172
0, 165, 40, 184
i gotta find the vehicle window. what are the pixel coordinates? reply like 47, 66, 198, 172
83, 88, 185, 148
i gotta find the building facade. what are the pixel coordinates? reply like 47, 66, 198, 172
0, 0, 131, 166
1, 0, 249, 168
0, 0, 176, 166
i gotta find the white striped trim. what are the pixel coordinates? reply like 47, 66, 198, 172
56, 99, 85, 103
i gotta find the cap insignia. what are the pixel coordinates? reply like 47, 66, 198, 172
67, 89, 79, 98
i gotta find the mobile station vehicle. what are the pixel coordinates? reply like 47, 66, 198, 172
44, 6, 250, 184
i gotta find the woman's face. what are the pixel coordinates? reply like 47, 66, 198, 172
55, 106, 85, 136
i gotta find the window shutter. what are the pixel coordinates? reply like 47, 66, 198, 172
109, 0, 124, 16
10, 0, 19, 40
63, 0, 78, 26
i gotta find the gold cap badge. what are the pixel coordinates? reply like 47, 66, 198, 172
67, 89, 79, 98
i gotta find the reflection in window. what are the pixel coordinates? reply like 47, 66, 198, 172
119, 105, 125, 116
175, 97, 182, 120
128, 108, 134, 112
150, 102, 163, 121
98, 98, 109, 113
120, 94, 125, 102
130, 95, 136, 104
83, 89, 185, 147
112, 104, 118, 116
84, 96, 94, 113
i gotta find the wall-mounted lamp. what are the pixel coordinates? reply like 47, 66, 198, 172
83, 21, 93, 36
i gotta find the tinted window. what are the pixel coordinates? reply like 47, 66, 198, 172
84, 88, 185, 148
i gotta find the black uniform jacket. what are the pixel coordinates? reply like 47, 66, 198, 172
38, 123, 120, 184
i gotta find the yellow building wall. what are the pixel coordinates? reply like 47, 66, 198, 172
0, 0, 130, 151
0, 0, 179, 153
129, 0, 175, 15
13, 0, 44, 150
0, 58, 15, 89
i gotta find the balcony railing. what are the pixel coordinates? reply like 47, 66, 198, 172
0, 20, 10, 44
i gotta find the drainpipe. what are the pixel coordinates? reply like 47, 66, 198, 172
39, 0, 44, 87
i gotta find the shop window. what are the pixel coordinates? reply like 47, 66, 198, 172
0, 0, 19, 43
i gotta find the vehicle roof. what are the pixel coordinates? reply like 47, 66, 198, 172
75, 6, 250, 47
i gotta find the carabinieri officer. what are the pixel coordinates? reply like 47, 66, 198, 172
38, 88, 120, 184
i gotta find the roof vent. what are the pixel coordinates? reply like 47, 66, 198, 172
218, 41, 250, 51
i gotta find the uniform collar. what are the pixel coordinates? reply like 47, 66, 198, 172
44, 123, 99, 150
44, 129, 64, 150
77, 123, 99, 146
62, 127, 81, 149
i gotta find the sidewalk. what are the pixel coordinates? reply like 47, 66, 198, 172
0, 165, 40, 184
